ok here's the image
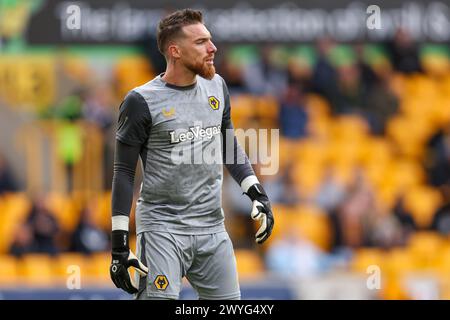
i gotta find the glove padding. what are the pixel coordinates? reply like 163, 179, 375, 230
246, 184, 274, 244
110, 230, 148, 294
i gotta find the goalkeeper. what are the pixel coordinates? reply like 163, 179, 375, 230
109, 9, 274, 300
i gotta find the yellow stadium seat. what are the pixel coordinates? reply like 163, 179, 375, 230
255, 95, 279, 122
429, 97, 450, 128
305, 94, 331, 120
436, 242, 450, 275
293, 140, 328, 166
62, 56, 92, 83
0, 193, 31, 253
55, 253, 87, 277
230, 94, 257, 127
331, 115, 369, 142
19, 254, 55, 286
234, 249, 264, 278
381, 276, 410, 300
387, 114, 435, 159
390, 73, 406, 99
291, 162, 324, 198
2, 193, 31, 221
88, 192, 111, 231
360, 138, 393, 167
306, 117, 332, 139
362, 158, 392, 190
53, 253, 88, 287
263, 204, 298, 247
376, 182, 400, 211
374, 159, 426, 210
442, 74, 450, 96
384, 248, 417, 276
440, 276, 450, 300
115, 56, 155, 98
390, 159, 425, 193
403, 186, 443, 228
277, 138, 297, 170
288, 205, 332, 251
406, 75, 438, 100
87, 253, 111, 283
0, 255, 19, 285
400, 98, 432, 119
351, 248, 385, 274
436, 243, 450, 298
407, 232, 444, 269
328, 139, 363, 166
382, 250, 419, 299
44, 192, 80, 232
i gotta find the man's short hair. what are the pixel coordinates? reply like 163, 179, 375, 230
157, 9, 203, 56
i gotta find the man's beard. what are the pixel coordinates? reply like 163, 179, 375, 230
185, 58, 216, 80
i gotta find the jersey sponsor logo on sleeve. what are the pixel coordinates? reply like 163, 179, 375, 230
154, 275, 169, 290
208, 96, 220, 110
169, 124, 221, 144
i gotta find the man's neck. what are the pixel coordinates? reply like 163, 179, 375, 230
162, 61, 197, 87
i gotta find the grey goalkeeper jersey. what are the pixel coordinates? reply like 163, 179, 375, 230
116, 74, 254, 235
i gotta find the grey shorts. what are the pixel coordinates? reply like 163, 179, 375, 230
134, 230, 241, 300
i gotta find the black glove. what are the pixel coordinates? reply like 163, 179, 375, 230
110, 230, 148, 294
245, 183, 275, 244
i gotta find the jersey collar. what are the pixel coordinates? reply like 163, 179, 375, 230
159, 73, 197, 91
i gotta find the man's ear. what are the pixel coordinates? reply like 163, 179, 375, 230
167, 43, 181, 59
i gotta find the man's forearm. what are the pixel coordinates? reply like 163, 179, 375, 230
223, 134, 256, 186
111, 140, 141, 231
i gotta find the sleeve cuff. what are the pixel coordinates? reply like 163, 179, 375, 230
240, 175, 260, 193
112, 215, 129, 231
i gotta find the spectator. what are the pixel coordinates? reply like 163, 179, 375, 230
69, 206, 109, 254
218, 50, 247, 95
354, 43, 378, 93
332, 62, 368, 115
25, 197, 60, 255
328, 173, 377, 251
392, 195, 417, 234
286, 51, 314, 93
9, 224, 35, 257
431, 184, 450, 236
82, 84, 114, 131
279, 82, 309, 139
364, 56, 399, 135
222, 172, 254, 248
242, 45, 288, 98
315, 169, 347, 211
386, 28, 422, 73
0, 153, 18, 194
424, 126, 450, 187
266, 226, 328, 278
312, 37, 338, 104
368, 196, 416, 249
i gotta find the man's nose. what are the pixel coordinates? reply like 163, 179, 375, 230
208, 41, 217, 53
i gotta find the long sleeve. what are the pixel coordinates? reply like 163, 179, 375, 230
111, 91, 151, 229
220, 78, 256, 185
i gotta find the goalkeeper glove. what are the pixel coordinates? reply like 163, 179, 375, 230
110, 230, 148, 294
245, 183, 274, 244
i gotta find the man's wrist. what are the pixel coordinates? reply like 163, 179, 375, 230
111, 230, 129, 253
240, 175, 260, 194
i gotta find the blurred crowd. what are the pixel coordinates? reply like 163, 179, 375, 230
217, 28, 450, 279
0, 26, 449, 289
